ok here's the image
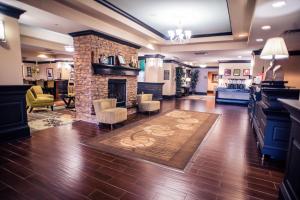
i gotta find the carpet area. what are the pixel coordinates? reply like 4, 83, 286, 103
86, 110, 219, 170
28, 106, 76, 133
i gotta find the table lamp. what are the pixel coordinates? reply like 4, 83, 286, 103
260, 37, 289, 81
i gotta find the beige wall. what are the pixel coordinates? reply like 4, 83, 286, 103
23, 62, 72, 81
144, 57, 164, 83
253, 55, 300, 88
0, 14, 23, 85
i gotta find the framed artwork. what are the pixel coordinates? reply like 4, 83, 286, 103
233, 69, 241, 76
224, 69, 231, 76
164, 70, 170, 80
117, 55, 126, 65
243, 69, 250, 76
46, 68, 54, 79
212, 74, 218, 83
26, 67, 32, 77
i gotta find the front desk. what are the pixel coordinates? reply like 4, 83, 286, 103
215, 88, 250, 105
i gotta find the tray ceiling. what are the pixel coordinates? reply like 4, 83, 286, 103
96, 0, 232, 39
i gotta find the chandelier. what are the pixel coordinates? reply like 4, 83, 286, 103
168, 29, 192, 43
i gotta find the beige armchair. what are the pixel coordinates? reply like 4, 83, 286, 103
137, 94, 160, 114
93, 99, 127, 130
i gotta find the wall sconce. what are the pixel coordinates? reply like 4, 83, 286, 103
0, 20, 6, 42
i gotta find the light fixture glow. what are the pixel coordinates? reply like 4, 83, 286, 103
64, 46, 74, 52
146, 43, 155, 50
37, 54, 48, 58
272, 1, 286, 8
0, 20, 5, 41
199, 64, 207, 68
238, 33, 248, 38
261, 25, 271, 30
238, 56, 242, 59
256, 38, 264, 42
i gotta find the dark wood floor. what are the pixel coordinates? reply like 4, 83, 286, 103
0, 97, 284, 200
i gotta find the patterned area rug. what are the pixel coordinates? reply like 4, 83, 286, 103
86, 110, 219, 170
28, 107, 76, 133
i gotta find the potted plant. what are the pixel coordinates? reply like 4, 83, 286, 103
175, 67, 184, 97
191, 70, 199, 94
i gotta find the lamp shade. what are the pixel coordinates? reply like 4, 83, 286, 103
260, 37, 289, 60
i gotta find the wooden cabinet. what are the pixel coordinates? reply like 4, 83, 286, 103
279, 99, 300, 200
250, 87, 299, 160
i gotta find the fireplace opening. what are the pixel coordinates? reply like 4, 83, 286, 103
108, 79, 127, 107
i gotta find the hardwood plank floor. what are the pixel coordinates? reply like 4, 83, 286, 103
0, 97, 284, 200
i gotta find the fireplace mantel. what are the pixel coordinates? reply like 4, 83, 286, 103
92, 63, 140, 76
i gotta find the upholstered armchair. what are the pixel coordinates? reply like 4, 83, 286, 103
26, 86, 54, 113
93, 99, 127, 130
137, 94, 160, 114
31, 85, 54, 99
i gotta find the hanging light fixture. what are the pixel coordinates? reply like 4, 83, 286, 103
167, 20, 192, 43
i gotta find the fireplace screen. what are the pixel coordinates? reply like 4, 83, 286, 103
108, 79, 126, 107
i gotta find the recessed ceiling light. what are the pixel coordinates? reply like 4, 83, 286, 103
261, 25, 271, 30
64, 46, 74, 52
238, 33, 248, 38
37, 54, 48, 58
199, 64, 207, 68
272, 1, 286, 8
238, 56, 242, 59
256, 38, 264, 42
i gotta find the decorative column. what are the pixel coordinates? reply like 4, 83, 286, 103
0, 3, 30, 141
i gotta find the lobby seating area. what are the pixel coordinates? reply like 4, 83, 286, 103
0, 0, 300, 200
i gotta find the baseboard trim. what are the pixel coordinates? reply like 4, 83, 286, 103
163, 95, 176, 99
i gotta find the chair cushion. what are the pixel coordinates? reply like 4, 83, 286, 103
139, 101, 160, 112
35, 97, 54, 104
98, 108, 127, 124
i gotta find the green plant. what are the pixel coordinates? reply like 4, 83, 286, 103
176, 67, 184, 97
191, 70, 199, 93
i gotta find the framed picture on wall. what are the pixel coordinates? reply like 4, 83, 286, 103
26, 67, 32, 77
164, 70, 170, 80
233, 69, 240, 76
243, 69, 250, 76
46, 68, 54, 79
224, 69, 231, 76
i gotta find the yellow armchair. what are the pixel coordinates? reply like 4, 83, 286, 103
26, 86, 54, 113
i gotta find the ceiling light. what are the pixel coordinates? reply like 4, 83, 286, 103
0, 20, 5, 41
256, 38, 264, 42
238, 33, 248, 38
168, 28, 192, 43
199, 64, 207, 68
64, 46, 74, 52
37, 54, 48, 58
272, 1, 286, 8
261, 25, 271, 30
146, 43, 155, 50
238, 56, 242, 59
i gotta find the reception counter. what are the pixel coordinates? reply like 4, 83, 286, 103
215, 88, 250, 105
278, 99, 300, 200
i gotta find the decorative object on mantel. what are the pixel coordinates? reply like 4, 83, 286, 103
116, 54, 126, 66
99, 54, 108, 64
107, 55, 115, 65
92, 63, 140, 76
260, 37, 289, 81
129, 56, 138, 68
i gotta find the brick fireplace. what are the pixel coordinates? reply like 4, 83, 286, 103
71, 30, 140, 122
